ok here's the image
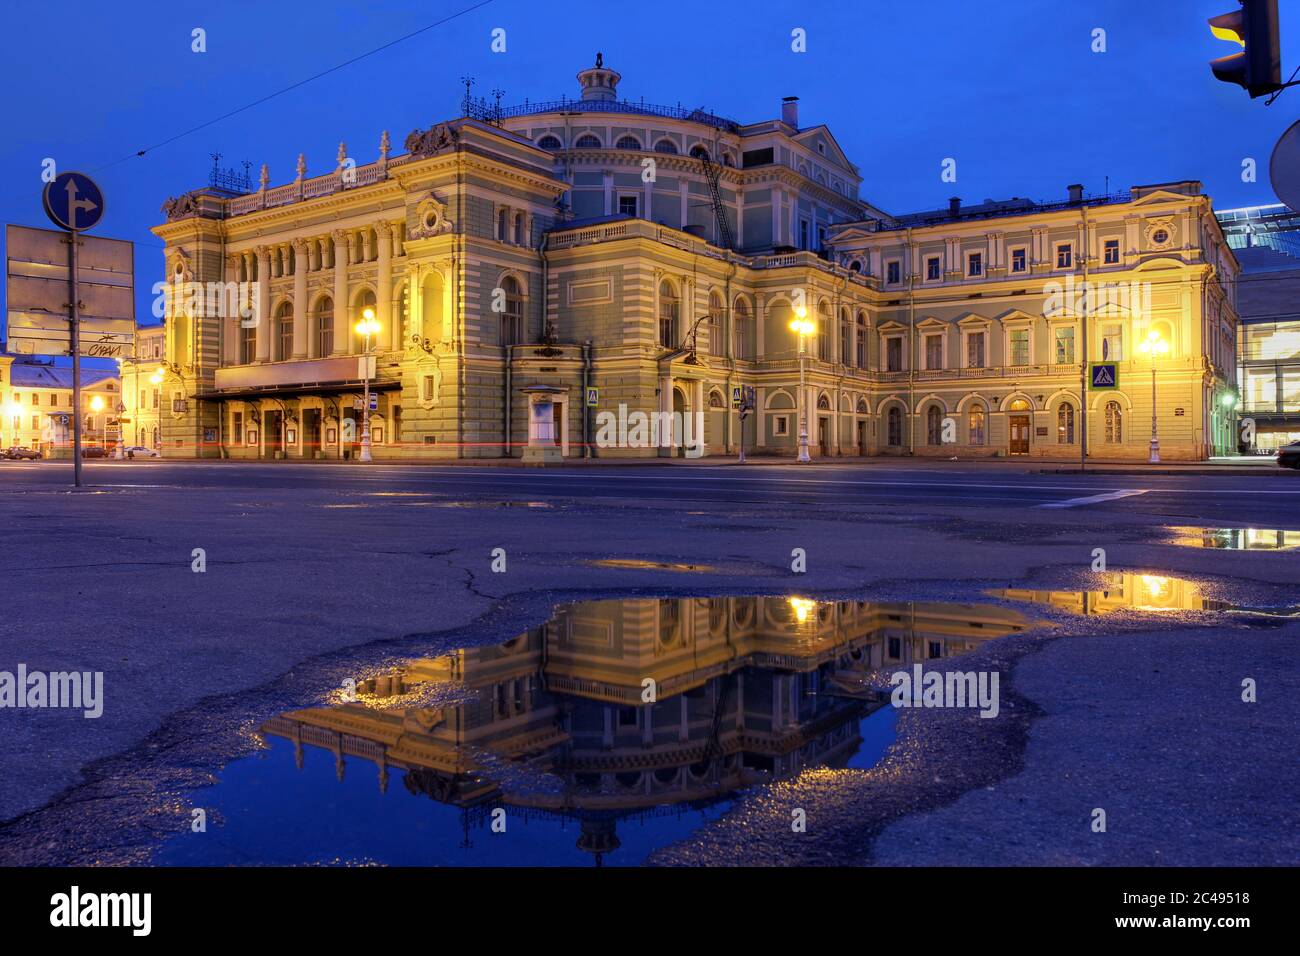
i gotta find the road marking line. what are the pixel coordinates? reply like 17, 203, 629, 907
1038, 489, 1149, 509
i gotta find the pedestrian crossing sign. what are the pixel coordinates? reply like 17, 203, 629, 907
586, 387, 598, 407
1089, 363, 1118, 389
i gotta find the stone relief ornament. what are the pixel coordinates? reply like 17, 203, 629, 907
161, 194, 199, 221
404, 123, 460, 159
415, 358, 442, 409
409, 195, 454, 239
1144, 218, 1177, 250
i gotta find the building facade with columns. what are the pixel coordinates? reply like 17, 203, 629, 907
149, 57, 1238, 461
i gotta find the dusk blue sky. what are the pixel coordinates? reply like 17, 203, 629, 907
3, 0, 1299, 338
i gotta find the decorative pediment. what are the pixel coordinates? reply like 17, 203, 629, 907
995, 308, 1037, 325
956, 312, 991, 327
877, 320, 907, 333
915, 316, 948, 331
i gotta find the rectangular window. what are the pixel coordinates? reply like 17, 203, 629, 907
48, 394, 56, 406
966, 331, 986, 368
31, 415, 39, 430
232, 412, 243, 445
1103, 239, 1120, 264
1010, 247, 1027, 272
1009, 329, 1030, 366
1101, 323, 1122, 361
617, 194, 638, 217
774, 416, 789, 437
886, 260, 901, 285
886, 337, 903, 372
926, 256, 941, 280
1056, 243, 1073, 269
967, 252, 983, 277
888, 637, 901, 659
421, 375, 437, 403
1054, 326, 1076, 365
799, 220, 809, 250
925, 334, 943, 370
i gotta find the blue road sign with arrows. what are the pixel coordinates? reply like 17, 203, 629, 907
42, 172, 104, 232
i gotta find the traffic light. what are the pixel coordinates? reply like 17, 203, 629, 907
1208, 0, 1282, 98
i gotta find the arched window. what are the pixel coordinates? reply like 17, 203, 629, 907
615, 135, 642, 150
658, 280, 679, 348
574, 134, 601, 148
839, 308, 850, 365
275, 302, 293, 361
690, 145, 710, 161
1105, 401, 1122, 443
855, 312, 868, 368
1057, 403, 1075, 444
240, 320, 256, 364
926, 404, 943, 445
500, 275, 523, 346
513, 212, 526, 246
708, 290, 724, 357
848, 259, 862, 273
352, 290, 376, 353
733, 297, 753, 360
314, 296, 334, 356
654, 139, 678, 154
969, 405, 986, 445
536, 135, 562, 149
887, 406, 903, 446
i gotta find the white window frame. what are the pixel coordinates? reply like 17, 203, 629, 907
1102, 238, 1120, 265
925, 255, 941, 282
882, 333, 907, 372
1005, 324, 1034, 367
1009, 246, 1028, 273
885, 258, 902, 286
1055, 242, 1074, 270
960, 325, 990, 369
967, 251, 983, 277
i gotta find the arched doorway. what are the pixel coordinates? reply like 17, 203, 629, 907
1007, 398, 1032, 455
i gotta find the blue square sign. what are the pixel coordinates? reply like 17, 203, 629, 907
1089, 363, 1118, 389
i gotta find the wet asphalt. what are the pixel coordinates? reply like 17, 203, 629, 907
0, 459, 1296, 865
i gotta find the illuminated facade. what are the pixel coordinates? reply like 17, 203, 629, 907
118, 324, 167, 450
150, 58, 1238, 461
0, 355, 120, 455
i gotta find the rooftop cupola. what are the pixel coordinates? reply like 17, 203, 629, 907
576, 52, 621, 102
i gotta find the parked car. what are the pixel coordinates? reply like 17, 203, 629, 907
80, 445, 107, 459
1277, 441, 1300, 470
3, 446, 41, 460
122, 446, 160, 459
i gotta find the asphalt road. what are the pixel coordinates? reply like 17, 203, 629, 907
4, 458, 1299, 526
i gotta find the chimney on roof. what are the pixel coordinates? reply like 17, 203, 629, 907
1067, 183, 1084, 203
949, 197, 961, 216
782, 96, 799, 128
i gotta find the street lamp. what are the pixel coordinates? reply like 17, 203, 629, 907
789, 307, 815, 464
1137, 328, 1169, 463
355, 306, 381, 463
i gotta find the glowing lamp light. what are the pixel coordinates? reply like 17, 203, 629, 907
1137, 329, 1169, 356
354, 307, 381, 338
788, 597, 816, 624
89, 396, 105, 412
1221, 393, 1238, 409
788, 317, 815, 336
149, 368, 164, 385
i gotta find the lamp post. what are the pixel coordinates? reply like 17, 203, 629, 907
789, 307, 814, 464
150, 368, 164, 452
1137, 328, 1169, 463
355, 307, 381, 463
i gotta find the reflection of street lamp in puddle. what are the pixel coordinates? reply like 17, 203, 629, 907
788, 597, 816, 624
1139, 574, 1171, 606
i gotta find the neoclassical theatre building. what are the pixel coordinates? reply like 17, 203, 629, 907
151, 56, 1240, 460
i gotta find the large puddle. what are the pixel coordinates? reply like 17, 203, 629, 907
152, 596, 1032, 866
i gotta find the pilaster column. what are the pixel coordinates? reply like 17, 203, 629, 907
255, 245, 271, 363
292, 239, 309, 359
332, 230, 349, 355
224, 255, 240, 365
377, 221, 394, 350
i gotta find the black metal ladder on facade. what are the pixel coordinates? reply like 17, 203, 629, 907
699, 154, 734, 251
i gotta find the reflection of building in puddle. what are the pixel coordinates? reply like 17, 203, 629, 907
588, 558, 714, 572
262, 597, 1029, 860
1165, 527, 1300, 551
994, 572, 1226, 614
